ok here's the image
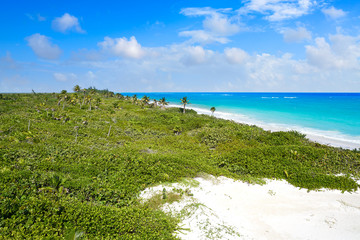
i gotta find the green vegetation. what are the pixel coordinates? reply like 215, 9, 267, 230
210, 107, 216, 116
180, 97, 189, 114
1, 88, 359, 239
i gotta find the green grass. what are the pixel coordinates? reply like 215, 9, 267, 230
1, 92, 359, 239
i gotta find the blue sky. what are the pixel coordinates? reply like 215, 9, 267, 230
1, 0, 360, 92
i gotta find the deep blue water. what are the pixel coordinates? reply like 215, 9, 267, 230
122, 92, 360, 146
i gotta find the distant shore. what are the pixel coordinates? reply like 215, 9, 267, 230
168, 104, 360, 150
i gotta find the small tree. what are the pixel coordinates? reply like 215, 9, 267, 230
159, 97, 168, 108
58, 90, 68, 110
73, 85, 81, 93
81, 88, 87, 108
95, 97, 101, 108
210, 107, 216, 116
132, 94, 138, 104
180, 97, 189, 114
142, 95, 150, 105
87, 89, 96, 110
86, 95, 92, 110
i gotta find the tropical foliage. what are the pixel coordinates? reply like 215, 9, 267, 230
180, 97, 189, 114
210, 107, 216, 116
0, 88, 359, 239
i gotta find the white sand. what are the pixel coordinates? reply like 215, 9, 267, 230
140, 176, 360, 240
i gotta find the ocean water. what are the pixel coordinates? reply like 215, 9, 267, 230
123, 92, 360, 149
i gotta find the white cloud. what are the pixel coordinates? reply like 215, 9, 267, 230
224, 47, 249, 64
26, 13, 46, 21
98, 36, 145, 59
180, 7, 240, 44
181, 45, 213, 65
53, 72, 77, 82
203, 12, 240, 35
52, 13, 85, 33
65, 39, 360, 92
37, 14, 46, 21
179, 30, 229, 44
306, 34, 360, 70
26, 33, 62, 60
322, 6, 347, 19
281, 26, 312, 43
0, 52, 19, 69
53, 73, 67, 82
86, 71, 96, 80
241, 0, 317, 21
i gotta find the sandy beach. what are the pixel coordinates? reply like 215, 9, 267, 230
141, 175, 360, 240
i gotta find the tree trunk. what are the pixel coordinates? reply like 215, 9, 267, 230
183, 104, 186, 114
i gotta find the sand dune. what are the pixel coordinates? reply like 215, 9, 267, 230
141, 176, 360, 240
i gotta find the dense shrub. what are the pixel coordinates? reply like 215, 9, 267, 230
1, 93, 359, 238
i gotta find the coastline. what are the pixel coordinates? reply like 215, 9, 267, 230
168, 104, 360, 150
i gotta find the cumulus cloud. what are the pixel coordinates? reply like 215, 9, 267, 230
240, 0, 317, 21
322, 6, 347, 20
26, 33, 62, 60
306, 34, 360, 70
181, 45, 213, 65
180, 7, 240, 44
224, 47, 249, 64
281, 26, 312, 43
98, 36, 145, 59
52, 13, 85, 33
68, 38, 360, 92
53, 72, 77, 82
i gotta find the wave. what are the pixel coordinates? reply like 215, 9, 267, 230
284, 97, 297, 99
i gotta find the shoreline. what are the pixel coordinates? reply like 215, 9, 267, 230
167, 104, 360, 150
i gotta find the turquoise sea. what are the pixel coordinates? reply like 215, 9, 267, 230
124, 93, 360, 149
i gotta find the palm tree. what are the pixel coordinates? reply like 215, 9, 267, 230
73, 85, 81, 108
86, 95, 92, 110
210, 107, 216, 116
153, 99, 158, 108
132, 94, 138, 104
180, 97, 189, 114
58, 90, 68, 110
159, 97, 168, 109
73, 85, 80, 93
89, 89, 96, 96
115, 93, 123, 99
87, 89, 96, 110
81, 88, 87, 108
95, 97, 101, 107
142, 95, 150, 105
103, 89, 109, 98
